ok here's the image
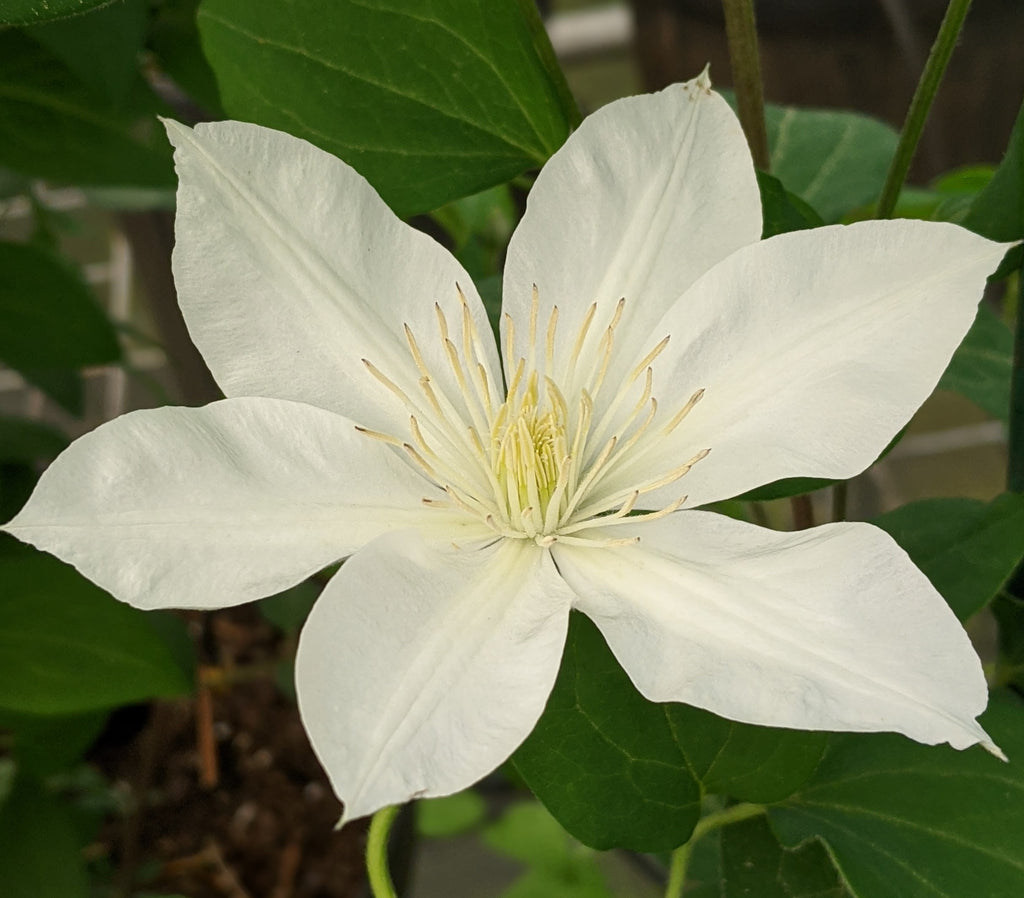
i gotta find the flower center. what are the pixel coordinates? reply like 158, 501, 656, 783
494, 376, 567, 521
359, 285, 708, 548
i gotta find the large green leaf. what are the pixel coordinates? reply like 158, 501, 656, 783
0, 773, 88, 898
23, 0, 148, 103
0, 708, 107, 776
0, 241, 121, 412
765, 105, 898, 223
721, 815, 849, 898
0, 546, 192, 714
873, 493, 1024, 621
771, 691, 1024, 898
0, 29, 174, 187
197, 0, 578, 216
513, 614, 825, 852
962, 99, 1019, 241
758, 170, 825, 239
0, 0, 115, 25
963, 97, 1024, 277
938, 303, 1013, 421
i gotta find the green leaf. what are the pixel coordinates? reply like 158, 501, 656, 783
484, 802, 615, 898
514, 614, 701, 851
770, 691, 1024, 898
964, 99, 1024, 242
873, 493, 1024, 621
514, 614, 825, 851
734, 477, 834, 503
766, 105, 898, 223
0, 0, 115, 25
758, 170, 825, 239
0, 708, 107, 775
666, 705, 827, 806
0, 241, 121, 412
257, 579, 321, 634
938, 303, 1013, 420
197, 0, 577, 216
721, 815, 849, 898
150, 0, 223, 115
417, 790, 487, 838
0, 773, 88, 898
0, 29, 174, 187
993, 592, 1024, 691
0, 415, 69, 462
0, 546, 192, 714
23, 0, 148, 103
962, 98, 1024, 278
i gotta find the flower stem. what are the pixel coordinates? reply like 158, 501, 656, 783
875, 0, 973, 218
1009, 272, 1024, 493
664, 803, 766, 897
366, 805, 401, 898
721, 0, 770, 171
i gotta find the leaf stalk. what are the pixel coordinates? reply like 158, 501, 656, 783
875, 0, 974, 218
721, 0, 770, 171
366, 804, 401, 898
664, 802, 767, 897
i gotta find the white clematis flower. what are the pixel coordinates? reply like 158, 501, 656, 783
4, 73, 1011, 823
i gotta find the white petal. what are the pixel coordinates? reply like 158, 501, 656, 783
164, 119, 502, 435
296, 532, 573, 822
606, 220, 1011, 508
2, 398, 445, 610
501, 72, 761, 391
553, 512, 995, 753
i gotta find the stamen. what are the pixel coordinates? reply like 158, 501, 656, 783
663, 388, 705, 435
354, 425, 403, 447
402, 443, 437, 479
528, 284, 540, 372
549, 533, 640, 548
403, 324, 430, 378
569, 303, 598, 372
629, 335, 671, 381
545, 305, 559, 374
362, 358, 414, 407
560, 495, 686, 536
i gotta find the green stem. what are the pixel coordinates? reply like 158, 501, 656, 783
1009, 272, 1024, 493
721, 0, 770, 171
664, 803, 766, 897
875, 0, 973, 218
664, 840, 692, 898
366, 805, 401, 898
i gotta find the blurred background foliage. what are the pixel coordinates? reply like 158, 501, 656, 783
1, 1, 1023, 896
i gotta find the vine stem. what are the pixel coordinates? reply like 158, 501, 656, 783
366, 805, 401, 898
664, 803, 766, 897
721, 0, 770, 171
875, 0, 974, 218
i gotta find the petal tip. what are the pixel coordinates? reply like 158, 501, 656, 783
160, 116, 191, 146
694, 64, 713, 92
982, 740, 1008, 763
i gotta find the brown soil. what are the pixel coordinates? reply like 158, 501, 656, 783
92, 606, 369, 898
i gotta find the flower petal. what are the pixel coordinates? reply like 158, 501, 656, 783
501, 72, 761, 390
553, 512, 996, 753
2, 398, 446, 610
296, 532, 573, 822
164, 119, 502, 434
605, 220, 1011, 508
